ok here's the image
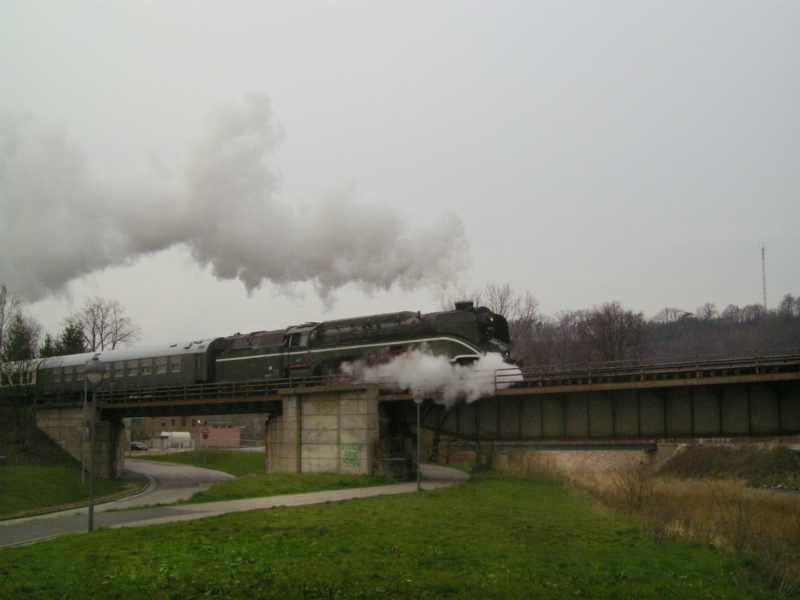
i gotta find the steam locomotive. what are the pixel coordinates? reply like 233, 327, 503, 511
1, 302, 511, 397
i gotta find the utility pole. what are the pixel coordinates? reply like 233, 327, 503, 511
761, 243, 768, 311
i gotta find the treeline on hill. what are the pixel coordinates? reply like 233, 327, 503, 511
456, 284, 800, 367
0, 285, 139, 372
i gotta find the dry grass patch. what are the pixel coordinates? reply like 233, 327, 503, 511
571, 468, 800, 596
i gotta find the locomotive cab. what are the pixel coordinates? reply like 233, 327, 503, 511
283, 324, 318, 376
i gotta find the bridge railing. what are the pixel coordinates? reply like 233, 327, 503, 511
494, 348, 800, 390
92, 374, 337, 406
31, 348, 800, 407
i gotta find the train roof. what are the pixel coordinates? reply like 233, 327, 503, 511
318, 311, 420, 329
38, 339, 218, 369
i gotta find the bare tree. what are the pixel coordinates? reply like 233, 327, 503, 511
721, 304, 743, 323
696, 303, 718, 321
577, 302, 645, 362
508, 292, 541, 365
778, 294, 797, 318
0, 285, 22, 384
0, 285, 21, 360
74, 297, 140, 351
740, 304, 767, 323
482, 283, 518, 319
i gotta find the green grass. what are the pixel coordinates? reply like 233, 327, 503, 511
0, 465, 139, 519
186, 472, 396, 503
0, 474, 781, 599
143, 450, 266, 476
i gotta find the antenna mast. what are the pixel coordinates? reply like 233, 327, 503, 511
761, 243, 767, 310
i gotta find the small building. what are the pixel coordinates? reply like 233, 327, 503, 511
151, 431, 194, 450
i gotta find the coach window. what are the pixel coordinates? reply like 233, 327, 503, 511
141, 358, 153, 376
75, 366, 84, 381
169, 356, 182, 373
127, 360, 139, 377
156, 357, 168, 375
114, 362, 125, 379
53, 368, 61, 384
64, 367, 73, 383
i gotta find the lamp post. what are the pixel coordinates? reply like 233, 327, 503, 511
81, 377, 87, 485
84, 355, 106, 532
413, 395, 423, 492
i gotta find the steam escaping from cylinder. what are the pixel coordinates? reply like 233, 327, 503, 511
0, 96, 469, 302
341, 350, 523, 407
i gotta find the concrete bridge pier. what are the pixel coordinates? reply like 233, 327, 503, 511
266, 385, 380, 475
36, 407, 126, 479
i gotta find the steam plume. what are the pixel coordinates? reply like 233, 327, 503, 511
341, 350, 523, 407
0, 96, 468, 301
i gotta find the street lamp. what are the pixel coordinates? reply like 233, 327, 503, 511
413, 394, 423, 492
84, 355, 106, 533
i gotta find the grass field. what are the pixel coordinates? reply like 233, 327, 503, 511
0, 465, 140, 519
186, 472, 396, 503
143, 450, 266, 476
0, 474, 781, 599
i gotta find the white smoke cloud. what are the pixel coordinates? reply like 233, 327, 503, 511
341, 350, 523, 407
0, 96, 469, 302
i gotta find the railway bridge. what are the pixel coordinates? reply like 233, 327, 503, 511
400, 349, 800, 441
12, 350, 800, 478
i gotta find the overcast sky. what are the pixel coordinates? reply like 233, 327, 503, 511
1, 1, 798, 345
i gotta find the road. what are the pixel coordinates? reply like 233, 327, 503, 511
0, 461, 465, 548
0, 459, 234, 547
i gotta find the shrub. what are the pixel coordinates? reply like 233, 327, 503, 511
609, 463, 654, 513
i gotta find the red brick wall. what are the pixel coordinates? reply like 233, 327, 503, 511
192, 425, 240, 448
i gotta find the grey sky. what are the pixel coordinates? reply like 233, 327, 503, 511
1, 1, 798, 344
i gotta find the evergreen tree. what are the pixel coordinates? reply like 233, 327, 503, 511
40, 334, 57, 358
3, 313, 39, 362
55, 318, 87, 355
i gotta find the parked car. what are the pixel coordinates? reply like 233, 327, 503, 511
130, 441, 148, 451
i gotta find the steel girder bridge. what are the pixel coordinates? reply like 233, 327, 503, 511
10, 349, 800, 439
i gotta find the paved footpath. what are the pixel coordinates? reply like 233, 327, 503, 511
0, 463, 466, 548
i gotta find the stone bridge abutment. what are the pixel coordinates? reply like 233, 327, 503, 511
35, 407, 126, 479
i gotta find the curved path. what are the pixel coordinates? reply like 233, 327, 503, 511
111, 459, 235, 508
0, 462, 466, 548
